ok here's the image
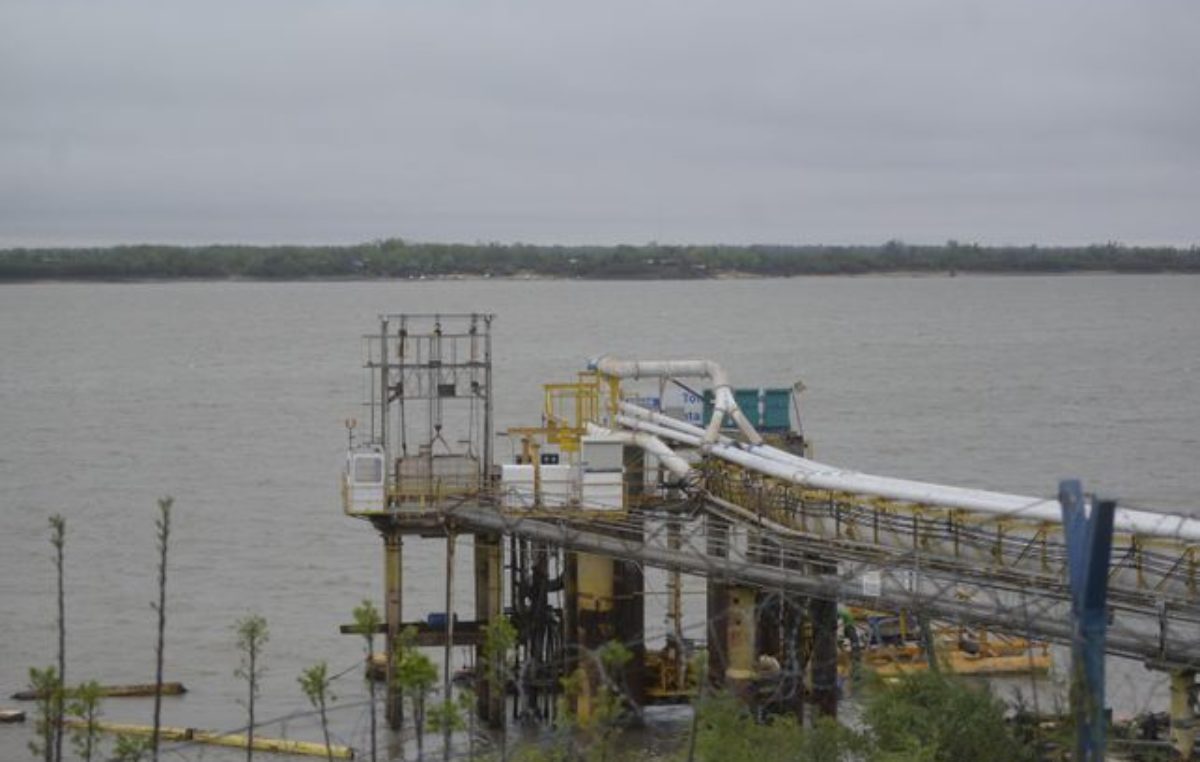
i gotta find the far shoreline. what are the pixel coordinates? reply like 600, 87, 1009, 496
4, 269, 1199, 285
4, 240, 1195, 281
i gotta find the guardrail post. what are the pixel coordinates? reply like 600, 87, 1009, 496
1059, 479, 1116, 762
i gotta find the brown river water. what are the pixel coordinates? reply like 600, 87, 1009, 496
2, 275, 1198, 759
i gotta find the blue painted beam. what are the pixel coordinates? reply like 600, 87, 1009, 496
1059, 479, 1116, 762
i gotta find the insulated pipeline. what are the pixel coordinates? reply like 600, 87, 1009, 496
608, 385, 1200, 542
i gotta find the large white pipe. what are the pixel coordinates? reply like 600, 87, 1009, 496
584, 423, 693, 481
590, 357, 763, 446
619, 400, 808, 468
614, 414, 703, 447
612, 404, 1200, 542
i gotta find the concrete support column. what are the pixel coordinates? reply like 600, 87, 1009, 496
725, 586, 758, 690
474, 533, 505, 728
706, 516, 731, 689
615, 445, 647, 712
756, 590, 805, 722
613, 553, 646, 711
666, 518, 685, 695
752, 533, 805, 721
1171, 670, 1196, 760
565, 552, 615, 723
383, 531, 404, 730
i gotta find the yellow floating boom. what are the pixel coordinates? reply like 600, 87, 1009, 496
63, 719, 354, 759
62, 720, 193, 742
11, 682, 186, 701
194, 731, 355, 759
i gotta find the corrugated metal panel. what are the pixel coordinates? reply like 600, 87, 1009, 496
540, 465, 574, 506
581, 483, 623, 510
501, 464, 535, 482
500, 465, 534, 509
500, 464, 575, 508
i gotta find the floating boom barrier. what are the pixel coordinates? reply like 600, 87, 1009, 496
11, 682, 187, 701
61, 719, 354, 759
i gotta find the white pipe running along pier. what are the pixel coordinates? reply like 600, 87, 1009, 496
593, 359, 1200, 544
589, 357, 764, 446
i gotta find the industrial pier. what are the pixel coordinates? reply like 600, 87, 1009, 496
340, 313, 1200, 758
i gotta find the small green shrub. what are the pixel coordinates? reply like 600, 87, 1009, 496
864, 671, 1036, 762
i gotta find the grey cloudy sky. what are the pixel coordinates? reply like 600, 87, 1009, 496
2, 1, 1197, 247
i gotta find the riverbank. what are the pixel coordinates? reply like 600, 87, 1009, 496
2, 240, 1197, 282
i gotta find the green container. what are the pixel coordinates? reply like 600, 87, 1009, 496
702, 387, 792, 432
702, 390, 714, 423
762, 388, 791, 432
734, 389, 762, 427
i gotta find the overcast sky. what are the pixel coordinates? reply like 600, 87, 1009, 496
2, 1, 1197, 248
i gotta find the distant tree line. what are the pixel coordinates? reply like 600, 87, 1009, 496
1, 239, 1197, 281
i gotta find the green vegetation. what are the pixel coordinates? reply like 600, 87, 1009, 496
27, 666, 58, 762
67, 680, 104, 762
483, 617, 518, 759
298, 662, 336, 762
394, 625, 439, 760
561, 641, 635, 762
494, 663, 1036, 762
453, 689, 481, 759
864, 670, 1037, 762
350, 600, 382, 762
688, 691, 867, 762
1, 239, 1196, 281
11, 499, 1070, 762
110, 734, 150, 762
30, 499, 179, 762
427, 698, 466, 740
234, 614, 270, 762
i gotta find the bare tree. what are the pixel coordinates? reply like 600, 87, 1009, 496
48, 515, 66, 762
150, 497, 172, 762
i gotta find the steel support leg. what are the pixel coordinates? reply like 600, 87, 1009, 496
613, 552, 646, 712
383, 531, 404, 730
474, 533, 505, 728
809, 595, 838, 718
442, 530, 456, 762
1171, 670, 1196, 760
706, 516, 731, 690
